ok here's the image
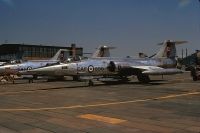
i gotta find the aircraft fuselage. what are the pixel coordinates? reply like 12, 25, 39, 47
28, 57, 178, 77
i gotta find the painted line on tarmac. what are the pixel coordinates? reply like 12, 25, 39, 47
0, 91, 199, 112
0, 90, 42, 95
0, 87, 67, 96
78, 114, 127, 124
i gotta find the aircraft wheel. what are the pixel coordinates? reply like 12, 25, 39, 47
193, 75, 198, 81
190, 67, 198, 81
137, 73, 150, 83
190, 67, 196, 76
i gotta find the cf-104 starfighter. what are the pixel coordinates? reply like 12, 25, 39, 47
27, 40, 186, 85
0, 49, 69, 82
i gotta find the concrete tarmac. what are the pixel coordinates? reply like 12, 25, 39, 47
0, 72, 200, 133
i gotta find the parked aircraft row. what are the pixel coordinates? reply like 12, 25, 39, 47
0, 46, 113, 83
24, 40, 186, 85
0, 40, 187, 85
0, 49, 68, 77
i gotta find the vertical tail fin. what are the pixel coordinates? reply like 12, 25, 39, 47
50, 49, 69, 62
154, 40, 187, 59
92, 45, 115, 58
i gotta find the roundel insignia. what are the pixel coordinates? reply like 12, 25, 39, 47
27, 66, 32, 70
88, 65, 94, 72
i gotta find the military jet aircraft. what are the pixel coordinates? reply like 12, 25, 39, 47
27, 40, 186, 85
22, 45, 115, 81
0, 49, 69, 82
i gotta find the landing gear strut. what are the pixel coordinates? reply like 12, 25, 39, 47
88, 80, 94, 86
29, 79, 33, 83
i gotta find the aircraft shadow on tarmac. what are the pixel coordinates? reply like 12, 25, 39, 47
0, 80, 170, 95
97, 80, 167, 86
35, 80, 167, 91
0, 79, 168, 86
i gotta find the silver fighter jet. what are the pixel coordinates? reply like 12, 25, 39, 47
24, 45, 115, 81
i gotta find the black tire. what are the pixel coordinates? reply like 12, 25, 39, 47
137, 73, 150, 83
193, 76, 198, 81
190, 67, 198, 81
190, 67, 196, 77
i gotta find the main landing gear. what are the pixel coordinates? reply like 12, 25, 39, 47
137, 73, 150, 83
28, 75, 38, 83
190, 66, 200, 81
28, 79, 33, 83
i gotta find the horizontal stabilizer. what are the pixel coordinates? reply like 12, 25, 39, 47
95, 46, 116, 49
157, 40, 188, 45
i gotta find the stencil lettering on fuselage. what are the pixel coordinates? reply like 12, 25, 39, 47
77, 66, 104, 73
18, 66, 33, 71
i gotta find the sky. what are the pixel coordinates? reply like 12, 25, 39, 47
0, 0, 199, 57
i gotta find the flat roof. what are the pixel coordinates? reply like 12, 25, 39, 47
0, 43, 82, 49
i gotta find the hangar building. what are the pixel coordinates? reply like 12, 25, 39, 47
0, 43, 83, 61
